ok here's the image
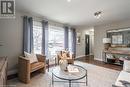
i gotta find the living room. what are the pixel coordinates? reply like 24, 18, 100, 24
0, 0, 130, 87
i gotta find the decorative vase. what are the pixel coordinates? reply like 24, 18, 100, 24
59, 59, 68, 71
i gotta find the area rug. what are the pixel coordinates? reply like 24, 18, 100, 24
8, 61, 120, 87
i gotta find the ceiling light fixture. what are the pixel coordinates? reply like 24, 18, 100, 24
67, 0, 71, 2
94, 11, 102, 19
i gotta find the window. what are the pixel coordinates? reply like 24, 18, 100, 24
33, 21, 42, 54
33, 21, 72, 58
48, 25, 64, 58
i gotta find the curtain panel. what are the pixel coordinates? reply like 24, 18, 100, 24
23, 16, 33, 53
72, 28, 76, 57
64, 26, 69, 49
42, 20, 48, 56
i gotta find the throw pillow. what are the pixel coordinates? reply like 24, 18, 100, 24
24, 51, 30, 57
24, 51, 38, 63
123, 60, 130, 73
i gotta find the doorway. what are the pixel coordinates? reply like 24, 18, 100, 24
85, 34, 90, 55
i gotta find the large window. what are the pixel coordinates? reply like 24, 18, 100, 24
33, 21, 42, 54
33, 21, 72, 58
48, 25, 64, 58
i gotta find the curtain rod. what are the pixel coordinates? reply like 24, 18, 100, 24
20, 15, 75, 28
21, 16, 48, 22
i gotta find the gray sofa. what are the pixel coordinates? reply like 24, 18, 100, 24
113, 60, 130, 87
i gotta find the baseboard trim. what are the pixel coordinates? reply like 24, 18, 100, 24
7, 69, 18, 80
8, 69, 17, 76
76, 55, 86, 59
94, 58, 103, 61
7, 73, 18, 80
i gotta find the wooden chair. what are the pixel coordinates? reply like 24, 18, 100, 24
18, 54, 46, 83
57, 51, 74, 64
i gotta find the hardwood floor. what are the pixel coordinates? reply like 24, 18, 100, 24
77, 55, 123, 71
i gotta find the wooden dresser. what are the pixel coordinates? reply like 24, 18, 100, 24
0, 57, 7, 87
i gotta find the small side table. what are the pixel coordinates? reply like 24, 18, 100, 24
46, 56, 57, 72
51, 55, 57, 66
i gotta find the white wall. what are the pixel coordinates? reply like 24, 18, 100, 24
0, 12, 23, 75
94, 20, 130, 61
76, 27, 94, 58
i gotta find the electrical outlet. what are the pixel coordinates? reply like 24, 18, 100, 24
0, 41, 4, 46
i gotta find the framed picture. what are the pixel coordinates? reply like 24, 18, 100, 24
77, 33, 81, 44
112, 34, 123, 45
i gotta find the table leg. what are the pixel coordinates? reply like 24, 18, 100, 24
69, 80, 71, 87
52, 73, 54, 85
86, 72, 88, 86
55, 57, 56, 66
48, 60, 49, 72
105, 53, 107, 63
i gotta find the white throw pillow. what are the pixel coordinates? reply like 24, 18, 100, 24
24, 51, 38, 63
24, 51, 31, 58
123, 60, 130, 72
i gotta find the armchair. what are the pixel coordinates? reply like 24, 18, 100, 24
57, 51, 74, 64
18, 54, 46, 83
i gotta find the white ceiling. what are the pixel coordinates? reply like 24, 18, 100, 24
16, 0, 130, 27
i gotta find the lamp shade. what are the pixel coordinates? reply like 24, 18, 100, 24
103, 38, 111, 43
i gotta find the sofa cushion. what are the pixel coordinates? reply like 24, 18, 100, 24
115, 71, 130, 86
31, 62, 45, 72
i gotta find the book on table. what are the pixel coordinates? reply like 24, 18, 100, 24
67, 65, 79, 73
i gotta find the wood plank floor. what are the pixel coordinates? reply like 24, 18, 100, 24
77, 55, 123, 71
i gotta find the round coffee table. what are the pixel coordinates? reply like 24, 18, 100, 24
52, 65, 87, 87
